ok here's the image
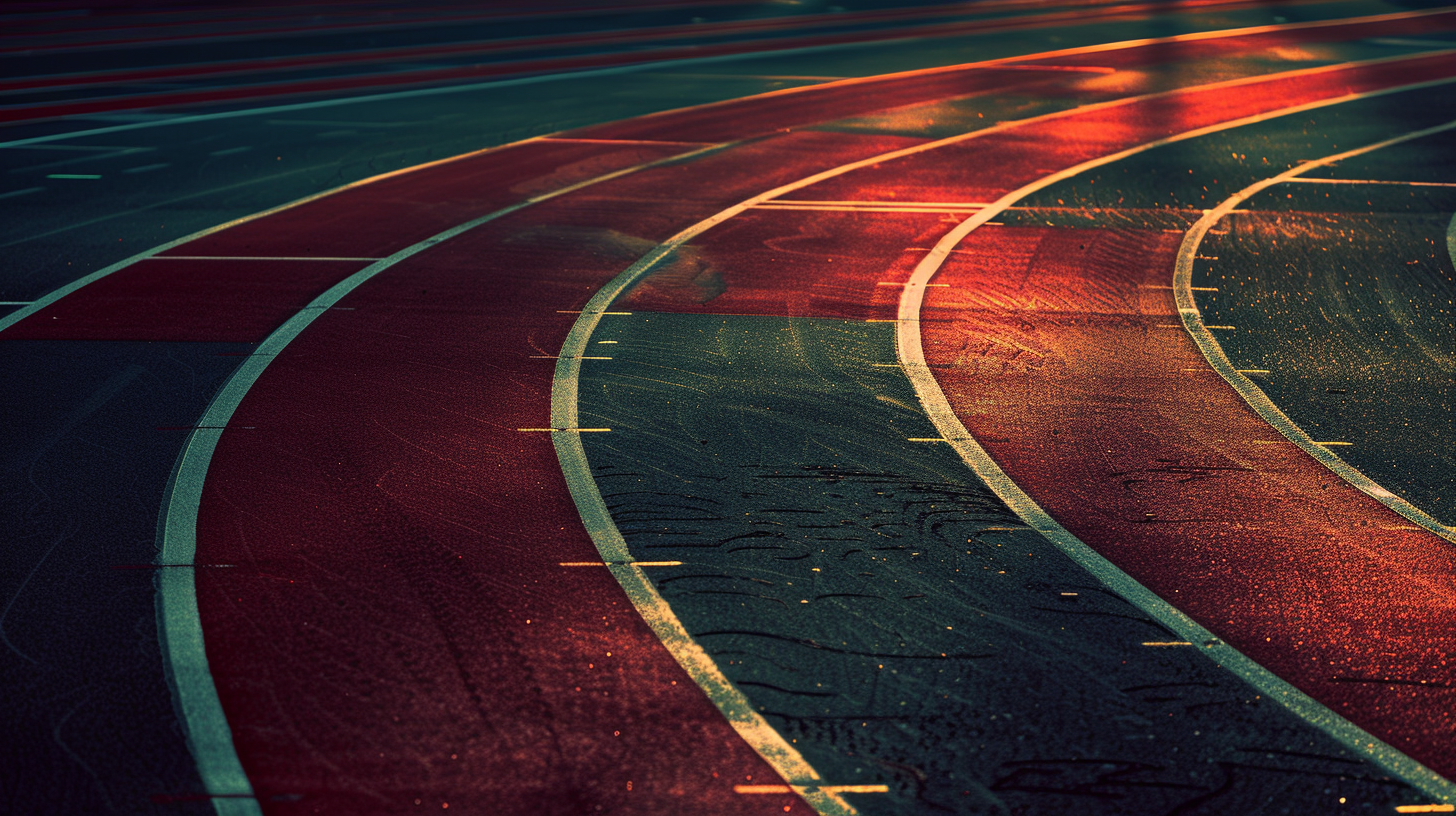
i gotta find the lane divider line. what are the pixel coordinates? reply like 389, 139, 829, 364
151, 143, 724, 816
5, 4, 1455, 151
895, 80, 1456, 803
554, 52, 1456, 815
1173, 118, 1456, 545
1286, 177, 1456, 187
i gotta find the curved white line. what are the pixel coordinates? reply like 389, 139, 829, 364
3, 4, 1452, 151
1174, 120, 1456, 544
896, 90, 1456, 798
153, 144, 723, 816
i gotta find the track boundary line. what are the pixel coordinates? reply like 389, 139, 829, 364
895, 80, 1456, 800
1173, 121, 1456, 543
3, 4, 1453, 150
151, 143, 725, 816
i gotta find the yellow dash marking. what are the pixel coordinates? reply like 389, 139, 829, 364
556, 310, 632, 315
559, 561, 684, 567
1060, 592, 1079, 597
981, 527, 1023, 532
1395, 805, 1455, 813
1251, 440, 1288, 445
156, 255, 382, 261
735, 784, 890, 795
763, 200, 992, 207
870, 363, 902, 367
1315, 441, 1354, 446
597, 340, 618, 344
1236, 369, 1271, 374
866, 318, 918, 323
1204, 325, 1236, 330
1143, 641, 1193, 647
1382, 525, 1421, 531
908, 437, 947, 442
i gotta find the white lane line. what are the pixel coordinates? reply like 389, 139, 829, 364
152, 143, 722, 816
153, 256, 382, 261
1448, 210, 1456, 274
1174, 118, 1456, 549
895, 84, 1456, 804
3, 5, 1453, 151
1285, 177, 1456, 187
0, 187, 43, 199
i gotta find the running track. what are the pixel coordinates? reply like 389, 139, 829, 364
4, 8, 1456, 815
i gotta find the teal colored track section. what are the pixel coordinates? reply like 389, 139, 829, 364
578, 312, 1432, 815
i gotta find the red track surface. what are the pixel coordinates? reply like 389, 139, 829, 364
9, 28, 1456, 812
921, 225, 1456, 776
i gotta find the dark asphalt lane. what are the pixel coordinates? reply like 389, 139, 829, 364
1015, 85, 1456, 528
1198, 134, 1456, 527
579, 313, 1428, 815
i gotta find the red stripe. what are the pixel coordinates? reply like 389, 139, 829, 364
5, 140, 690, 342
618, 209, 946, 320
192, 131, 916, 813
921, 225, 1456, 777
